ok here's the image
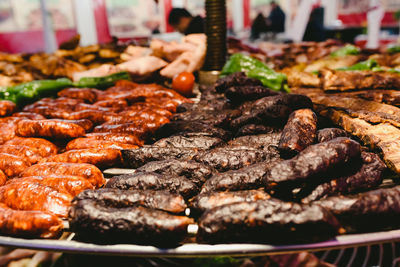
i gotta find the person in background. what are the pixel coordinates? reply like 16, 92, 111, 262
303, 6, 326, 42
266, 1, 285, 34
251, 13, 268, 40
168, 8, 204, 35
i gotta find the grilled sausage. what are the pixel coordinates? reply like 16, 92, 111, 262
74, 188, 187, 214
0, 153, 31, 177
20, 162, 105, 188
11, 112, 45, 120
0, 145, 47, 164
40, 149, 122, 168
69, 199, 193, 246
66, 138, 139, 151
0, 170, 6, 186
0, 122, 17, 144
84, 133, 144, 146
7, 175, 94, 197
57, 88, 100, 103
16, 119, 86, 139
4, 137, 58, 155
0, 181, 73, 217
278, 109, 318, 158
0, 100, 17, 117
0, 203, 63, 238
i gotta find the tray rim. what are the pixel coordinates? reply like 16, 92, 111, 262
1, 229, 400, 257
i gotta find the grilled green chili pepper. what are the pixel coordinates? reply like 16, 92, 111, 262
336, 59, 379, 71
74, 71, 131, 89
6, 78, 73, 106
221, 53, 289, 92
330, 44, 360, 57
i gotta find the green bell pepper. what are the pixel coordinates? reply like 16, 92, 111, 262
221, 53, 289, 92
330, 44, 360, 57
74, 71, 131, 89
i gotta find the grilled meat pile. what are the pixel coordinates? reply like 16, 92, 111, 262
69, 73, 394, 247
0, 80, 191, 239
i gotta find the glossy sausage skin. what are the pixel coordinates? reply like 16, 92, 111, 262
16, 119, 86, 139
57, 88, 100, 103
66, 138, 139, 151
20, 162, 105, 188
0, 181, 72, 217
0, 153, 31, 177
0, 170, 6, 186
7, 175, 94, 197
0, 145, 46, 164
93, 123, 148, 136
0, 203, 63, 238
0, 122, 17, 145
40, 149, 122, 169
84, 133, 144, 146
12, 112, 45, 120
4, 137, 58, 155
0, 101, 17, 117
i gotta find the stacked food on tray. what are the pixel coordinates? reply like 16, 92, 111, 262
0, 34, 206, 87
0, 80, 191, 239
0, 41, 399, 249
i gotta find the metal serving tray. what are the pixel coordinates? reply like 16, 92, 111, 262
0, 230, 400, 257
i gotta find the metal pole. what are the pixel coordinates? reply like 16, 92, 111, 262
40, 0, 57, 53
199, 0, 227, 85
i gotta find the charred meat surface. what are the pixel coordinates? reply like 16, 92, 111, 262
73, 188, 186, 214
136, 159, 214, 186
301, 152, 386, 203
225, 85, 279, 104
197, 199, 341, 244
265, 137, 361, 189
152, 135, 224, 150
317, 128, 348, 143
201, 160, 280, 193
69, 199, 193, 246
156, 121, 231, 141
214, 72, 262, 93
105, 172, 199, 199
315, 186, 400, 233
171, 109, 241, 128
235, 124, 281, 137
230, 94, 313, 129
228, 133, 282, 150
190, 190, 271, 215
278, 109, 317, 158
194, 147, 270, 172
122, 147, 200, 169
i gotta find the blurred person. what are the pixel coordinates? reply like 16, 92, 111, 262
266, 1, 285, 34
251, 13, 268, 40
168, 8, 204, 35
303, 6, 326, 42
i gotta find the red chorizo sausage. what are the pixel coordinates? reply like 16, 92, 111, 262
20, 162, 105, 188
